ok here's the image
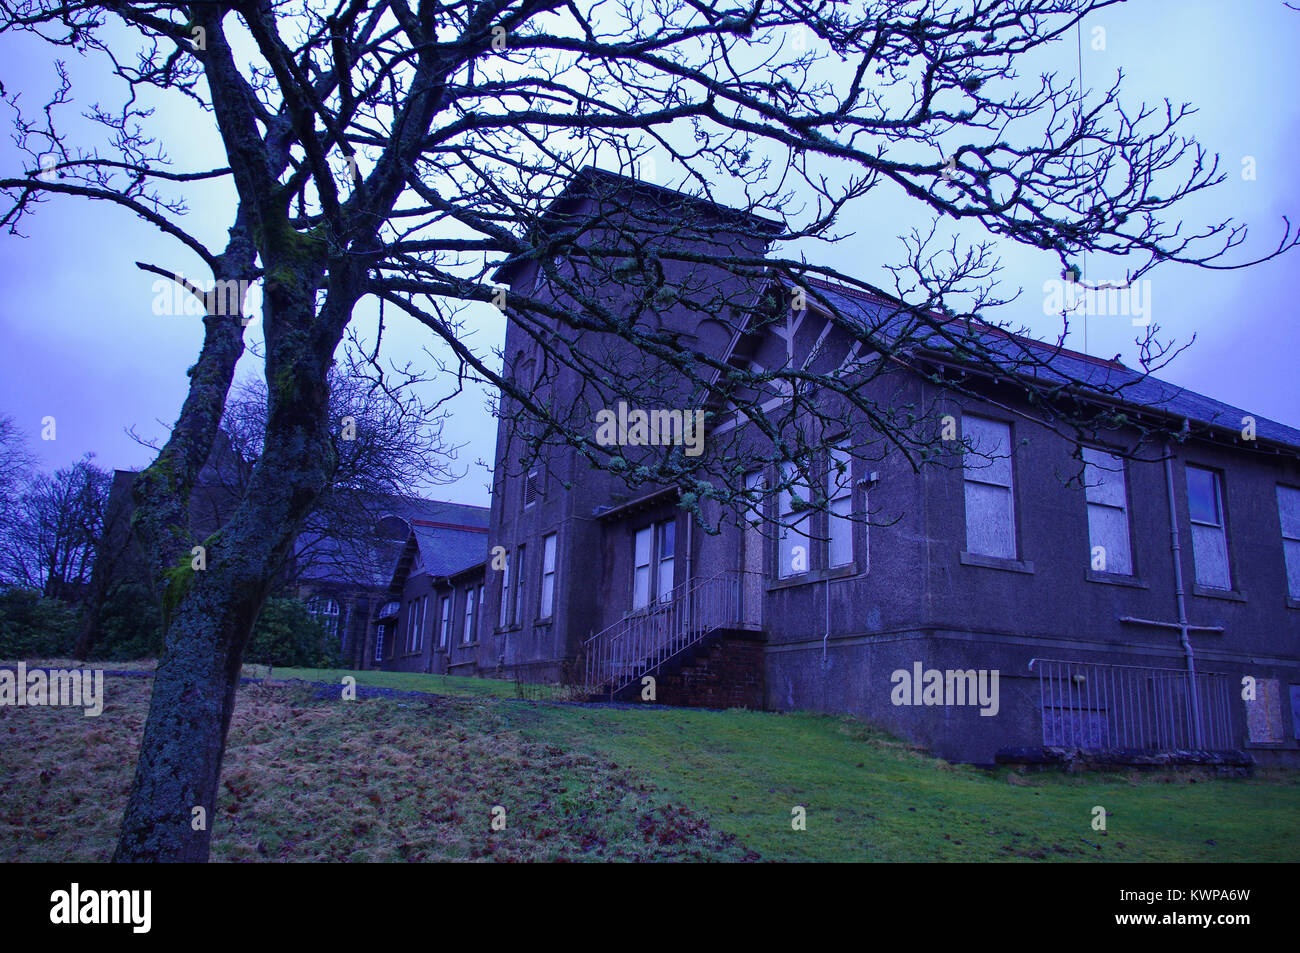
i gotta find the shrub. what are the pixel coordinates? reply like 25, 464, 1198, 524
0, 588, 79, 658
245, 598, 342, 669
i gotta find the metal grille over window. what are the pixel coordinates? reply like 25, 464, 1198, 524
524, 471, 539, 508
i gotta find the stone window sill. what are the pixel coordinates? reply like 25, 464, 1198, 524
1086, 570, 1148, 589
1192, 585, 1246, 603
959, 551, 1034, 574
1286, 597, 1300, 610
766, 565, 861, 592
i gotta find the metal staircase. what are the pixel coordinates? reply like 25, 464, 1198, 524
582, 569, 760, 699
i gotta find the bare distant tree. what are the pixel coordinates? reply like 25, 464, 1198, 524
0, 415, 35, 536
0, 454, 111, 600
1, 0, 1293, 860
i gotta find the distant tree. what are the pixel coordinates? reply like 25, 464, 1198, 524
0, 587, 79, 658
0, 415, 35, 537
2, 0, 1293, 862
214, 343, 458, 590
0, 455, 111, 601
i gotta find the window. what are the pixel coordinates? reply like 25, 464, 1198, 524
539, 533, 557, 618
962, 416, 1016, 559
633, 526, 653, 609
632, 521, 676, 608
416, 595, 428, 652
828, 443, 853, 568
462, 585, 476, 646
656, 520, 675, 601
1187, 466, 1230, 589
373, 626, 384, 662
1083, 448, 1132, 575
1278, 486, 1300, 599
524, 471, 540, 509
778, 462, 812, 577
308, 596, 341, 637
498, 553, 511, 627
439, 596, 453, 649
406, 600, 417, 653
512, 545, 526, 625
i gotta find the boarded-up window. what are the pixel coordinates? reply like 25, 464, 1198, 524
962, 416, 1016, 559
779, 462, 812, 577
1083, 448, 1132, 575
1187, 466, 1231, 589
1277, 486, 1300, 599
828, 443, 853, 568
1246, 678, 1283, 743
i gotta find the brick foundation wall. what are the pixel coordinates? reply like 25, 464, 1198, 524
653, 636, 765, 710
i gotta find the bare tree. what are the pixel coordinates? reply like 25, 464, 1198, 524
211, 344, 459, 587
1, 0, 1292, 861
0, 454, 111, 600
0, 415, 36, 536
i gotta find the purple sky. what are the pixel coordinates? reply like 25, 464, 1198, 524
2, 1, 1297, 509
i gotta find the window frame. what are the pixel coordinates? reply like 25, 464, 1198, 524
498, 552, 511, 628
512, 545, 526, 625
827, 442, 854, 569
778, 460, 813, 579
1082, 447, 1134, 576
438, 595, 453, 649
1276, 484, 1300, 600
961, 415, 1018, 560
539, 532, 557, 619
1186, 464, 1232, 590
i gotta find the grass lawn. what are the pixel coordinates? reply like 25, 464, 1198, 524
3, 662, 1297, 862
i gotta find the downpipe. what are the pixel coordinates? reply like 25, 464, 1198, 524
1164, 439, 1204, 747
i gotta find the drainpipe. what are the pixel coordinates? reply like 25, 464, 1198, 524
1163, 439, 1204, 747
824, 576, 830, 665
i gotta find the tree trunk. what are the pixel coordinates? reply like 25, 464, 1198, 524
114, 245, 343, 861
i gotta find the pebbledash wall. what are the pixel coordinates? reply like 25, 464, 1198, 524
409, 168, 1300, 766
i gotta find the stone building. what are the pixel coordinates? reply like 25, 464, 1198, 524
391, 168, 1300, 765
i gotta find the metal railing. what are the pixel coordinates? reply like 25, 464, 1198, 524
582, 569, 760, 698
1030, 658, 1236, 752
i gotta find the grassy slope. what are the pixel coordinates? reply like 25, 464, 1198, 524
283, 667, 1300, 863
2, 663, 1296, 862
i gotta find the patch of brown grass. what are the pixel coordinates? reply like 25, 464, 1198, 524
0, 674, 754, 862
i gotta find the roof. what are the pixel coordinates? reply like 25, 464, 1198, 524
409, 520, 489, 579
492, 165, 782, 284
297, 496, 489, 589
774, 275, 1300, 453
